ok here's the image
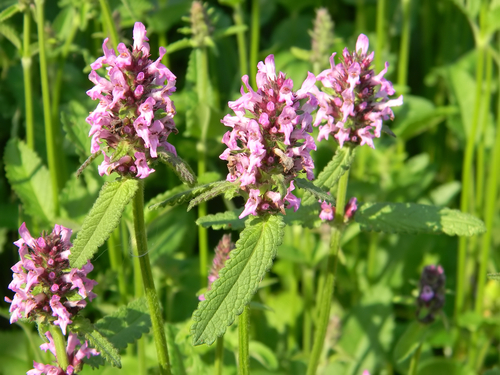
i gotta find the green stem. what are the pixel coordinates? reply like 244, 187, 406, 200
108, 227, 128, 303
132, 180, 171, 375
474, 49, 492, 214
215, 336, 224, 375
196, 46, 210, 286
22, 9, 34, 150
99, 0, 119, 47
306, 150, 351, 375
475, 48, 500, 316
375, 0, 387, 72
234, 4, 248, 77
238, 305, 250, 375
302, 267, 314, 355
49, 325, 69, 371
367, 231, 378, 280
397, 0, 411, 91
455, 41, 485, 320
35, 0, 61, 215
250, 0, 260, 89
408, 342, 422, 375
355, 0, 366, 33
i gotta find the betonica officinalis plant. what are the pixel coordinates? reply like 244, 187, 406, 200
1, 1, 497, 374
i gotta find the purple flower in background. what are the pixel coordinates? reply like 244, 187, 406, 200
221, 55, 318, 218
314, 34, 403, 148
86, 22, 178, 179
199, 234, 235, 301
5, 223, 97, 335
416, 265, 446, 323
27, 331, 99, 375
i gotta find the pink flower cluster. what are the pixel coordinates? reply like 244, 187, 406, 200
220, 55, 318, 218
86, 22, 178, 179
314, 34, 403, 148
28, 331, 99, 375
319, 197, 358, 222
199, 234, 235, 301
5, 223, 97, 335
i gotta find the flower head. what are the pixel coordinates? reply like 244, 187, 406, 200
86, 22, 178, 179
5, 223, 97, 334
314, 34, 403, 148
27, 331, 99, 375
221, 55, 318, 218
416, 265, 446, 323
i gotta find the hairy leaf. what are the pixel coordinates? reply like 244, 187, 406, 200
61, 102, 93, 160
0, 22, 21, 50
149, 181, 229, 210
157, 151, 197, 187
0, 4, 20, 22
4, 139, 55, 224
295, 178, 335, 204
196, 209, 245, 230
187, 181, 237, 211
69, 179, 139, 268
356, 202, 486, 236
314, 145, 356, 192
74, 317, 121, 368
191, 215, 285, 345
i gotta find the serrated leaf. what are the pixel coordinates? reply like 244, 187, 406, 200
69, 179, 139, 268
196, 209, 245, 230
394, 321, 429, 363
149, 181, 227, 210
157, 151, 197, 187
74, 317, 121, 368
0, 22, 21, 50
191, 215, 285, 345
4, 139, 55, 224
95, 297, 151, 350
356, 202, 486, 236
314, 145, 355, 192
0, 4, 20, 22
187, 181, 236, 211
295, 178, 335, 204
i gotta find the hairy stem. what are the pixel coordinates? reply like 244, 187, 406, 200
238, 305, 251, 375
49, 325, 69, 371
133, 180, 171, 375
22, 9, 34, 150
250, 0, 260, 89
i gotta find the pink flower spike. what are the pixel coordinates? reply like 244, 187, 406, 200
356, 34, 370, 55
319, 201, 335, 221
296, 72, 317, 99
344, 197, 358, 221
50, 295, 72, 335
285, 181, 301, 212
18, 222, 37, 249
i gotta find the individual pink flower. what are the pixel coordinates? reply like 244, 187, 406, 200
319, 201, 335, 221
5, 223, 97, 333
27, 331, 99, 375
86, 22, 178, 179
314, 34, 403, 148
221, 55, 318, 218
318, 196, 357, 222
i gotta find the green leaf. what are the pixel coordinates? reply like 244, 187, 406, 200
196, 209, 245, 230
94, 297, 151, 350
417, 358, 475, 375
110, 141, 133, 163
0, 22, 21, 50
4, 139, 55, 224
148, 181, 230, 210
0, 4, 20, 22
356, 202, 486, 236
74, 317, 121, 368
187, 181, 237, 211
393, 321, 429, 363
249, 341, 279, 370
191, 215, 285, 345
60, 100, 93, 160
487, 273, 500, 281
157, 151, 197, 187
69, 179, 139, 268
294, 178, 335, 204
314, 145, 355, 192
